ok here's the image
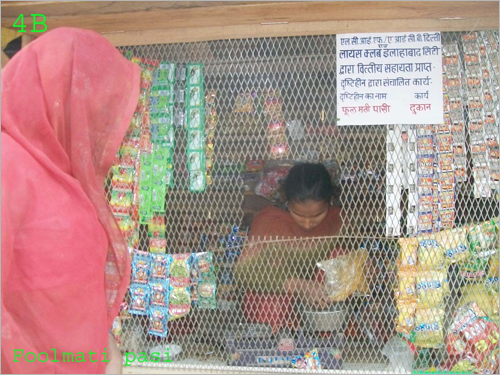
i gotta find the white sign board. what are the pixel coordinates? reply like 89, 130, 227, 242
336, 32, 443, 125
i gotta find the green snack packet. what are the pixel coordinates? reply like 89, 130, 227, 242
165, 169, 174, 188
459, 256, 488, 279
189, 170, 206, 192
197, 282, 217, 309
468, 222, 497, 258
151, 163, 167, 186
187, 150, 205, 171
187, 130, 205, 150
159, 62, 176, 84
150, 85, 159, 98
187, 107, 205, 130
158, 85, 174, 109
188, 85, 203, 108
187, 63, 203, 86
139, 152, 153, 223
151, 184, 166, 213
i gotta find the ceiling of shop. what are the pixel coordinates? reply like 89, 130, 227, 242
1, 1, 498, 45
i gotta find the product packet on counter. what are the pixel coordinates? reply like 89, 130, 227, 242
131, 250, 152, 284
413, 307, 445, 348
435, 227, 469, 264
291, 348, 322, 370
129, 284, 151, 315
148, 306, 169, 337
446, 302, 499, 369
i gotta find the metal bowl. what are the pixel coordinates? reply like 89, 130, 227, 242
300, 303, 349, 333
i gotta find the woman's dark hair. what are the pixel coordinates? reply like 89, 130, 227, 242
282, 163, 340, 203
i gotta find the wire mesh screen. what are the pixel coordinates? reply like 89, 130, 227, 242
106, 31, 500, 373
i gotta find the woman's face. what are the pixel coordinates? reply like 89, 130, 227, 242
288, 199, 330, 231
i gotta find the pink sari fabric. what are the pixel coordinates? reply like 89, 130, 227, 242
1, 28, 140, 373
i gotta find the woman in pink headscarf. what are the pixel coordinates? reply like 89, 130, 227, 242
1, 28, 140, 373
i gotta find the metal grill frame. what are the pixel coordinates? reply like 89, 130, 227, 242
107, 30, 499, 374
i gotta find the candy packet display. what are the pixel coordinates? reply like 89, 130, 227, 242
417, 236, 445, 270
170, 254, 191, 288
150, 279, 170, 308
131, 250, 152, 284
151, 253, 172, 280
148, 306, 169, 337
291, 349, 322, 370
129, 284, 151, 315
413, 307, 445, 348
435, 227, 469, 264
110, 190, 133, 214
168, 285, 191, 321
416, 269, 448, 308
446, 302, 499, 367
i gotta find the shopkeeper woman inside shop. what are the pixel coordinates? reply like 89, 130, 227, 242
235, 163, 347, 329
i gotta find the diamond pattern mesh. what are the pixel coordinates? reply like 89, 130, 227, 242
105, 31, 500, 373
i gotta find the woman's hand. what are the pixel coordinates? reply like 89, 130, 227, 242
284, 278, 330, 310
105, 332, 123, 374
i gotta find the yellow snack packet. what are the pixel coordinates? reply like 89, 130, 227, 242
398, 268, 417, 299
398, 237, 418, 269
416, 269, 448, 308
435, 227, 469, 264
396, 298, 418, 335
413, 308, 445, 348
417, 235, 444, 270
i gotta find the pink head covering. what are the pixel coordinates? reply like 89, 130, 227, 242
1, 27, 140, 325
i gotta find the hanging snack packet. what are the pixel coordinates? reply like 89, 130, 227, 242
468, 221, 498, 258
170, 254, 191, 288
397, 237, 418, 269
435, 227, 469, 264
196, 252, 216, 282
149, 238, 167, 254
396, 298, 418, 335
187, 63, 202, 86
129, 284, 151, 315
150, 279, 170, 308
197, 281, 217, 309
413, 308, 445, 348
459, 257, 488, 279
148, 306, 169, 337
189, 170, 206, 192
131, 250, 152, 284
168, 285, 191, 320
489, 256, 499, 278
417, 236, 444, 270
151, 253, 172, 280
416, 269, 448, 308
398, 268, 417, 299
